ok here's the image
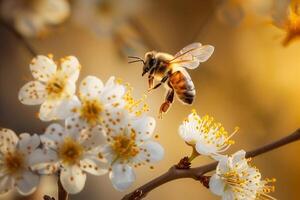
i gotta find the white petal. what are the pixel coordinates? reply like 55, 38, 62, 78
222, 190, 235, 200
102, 107, 129, 136
217, 156, 230, 173
39, 96, 79, 121
29, 148, 59, 174
60, 56, 81, 83
65, 80, 76, 96
0, 175, 14, 194
14, 11, 45, 37
79, 126, 106, 149
231, 150, 246, 165
178, 121, 200, 144
132, 115, 156, 141
18, 133, 40, 155
79, 76, 104, 99
101, 76, 125, 104
16, 171, 39, 195
109, 164, 135, 191
18, 81, 46, 105
60, 165, 87, 194
209, 174, 225, 196
195, 141, 217, 156
137, 141, 164, 163
80, 155, 108, 176
36, 0, 70, 24
101, 145, 114, 164
41, 123, 65, 149
54, 95, 80, 120
30, 55, 57, 82
0, 128, 18, 153
65, 115, 88, 136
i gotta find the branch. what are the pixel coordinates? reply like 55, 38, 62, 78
122, 128, 300, 200
0, 18, 37, 57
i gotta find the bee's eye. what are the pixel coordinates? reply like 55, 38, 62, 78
149, 58, 156, 66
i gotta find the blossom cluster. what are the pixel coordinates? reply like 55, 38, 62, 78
0, 55, 164, 195
178, 110, 276, 200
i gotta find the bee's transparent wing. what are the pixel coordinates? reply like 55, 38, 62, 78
169, 43, 214, 69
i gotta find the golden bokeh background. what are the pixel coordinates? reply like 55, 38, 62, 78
1, 0, 300, 199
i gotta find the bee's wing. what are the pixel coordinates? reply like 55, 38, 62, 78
169, 43, 214, 69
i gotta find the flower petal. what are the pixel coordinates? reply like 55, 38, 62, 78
29, 148, 59, 174
18, 133, 40, 155
41, 123, 65, 149
65, 115, 88, 136
79, 76, 104, 99
209, 174, 225, 196
15, 171, 39, 195
30, 55, 57, 82
36, 0, 70, 24
131, 115, 156, 142
79, 126, 106, 149
18, 81, 46, 105
0, 128, 18, 153
222, 189, 235, 200
195, 141, 217, 156
60, 56, 81, 83
137, 141, 164, 163
231, 150, 246, 165
100, 76, 125, 104
80, 155, 108, 176
0, 175, 14, 194
39, 96, 79, 121
60, 165, 86, 194
109, 164, 135, 191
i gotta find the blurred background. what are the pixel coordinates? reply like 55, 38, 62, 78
1, 0, 300, 199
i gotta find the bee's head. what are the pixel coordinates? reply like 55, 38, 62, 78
142, 51, 157, 76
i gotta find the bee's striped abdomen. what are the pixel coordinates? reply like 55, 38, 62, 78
169, 70, 195, 104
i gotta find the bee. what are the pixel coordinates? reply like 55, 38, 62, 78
128, 43, 214, 118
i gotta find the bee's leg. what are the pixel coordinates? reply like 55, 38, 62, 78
159, 88, 174, 119
148, 74, 169, 92
148, 75, 154, 89
148, 68, 155, 89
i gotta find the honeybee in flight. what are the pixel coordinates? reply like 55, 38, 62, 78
128, 43, 214, 118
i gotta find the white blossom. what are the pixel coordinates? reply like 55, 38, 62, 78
0, 128, 40, 195
65, 76, 126, 133
101, 110, 164, 191
179, 110, 238, 158
18, 55, 81, 121
31, 123, 108, 194
0, 0, 70, 37
209, 150, 276, 200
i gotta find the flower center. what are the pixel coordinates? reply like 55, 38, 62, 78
111, 131, 139, 161
4, 151, 25, 174
46, 76, 66, 99
80, 99, 104, 125
59, 137, 84, 165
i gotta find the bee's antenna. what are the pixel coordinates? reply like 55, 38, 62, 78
128, 56, 145, 64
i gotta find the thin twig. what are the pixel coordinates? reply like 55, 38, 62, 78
122, 128, 300, 200
0, 18, 37, 57
58, 174, 68, 200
